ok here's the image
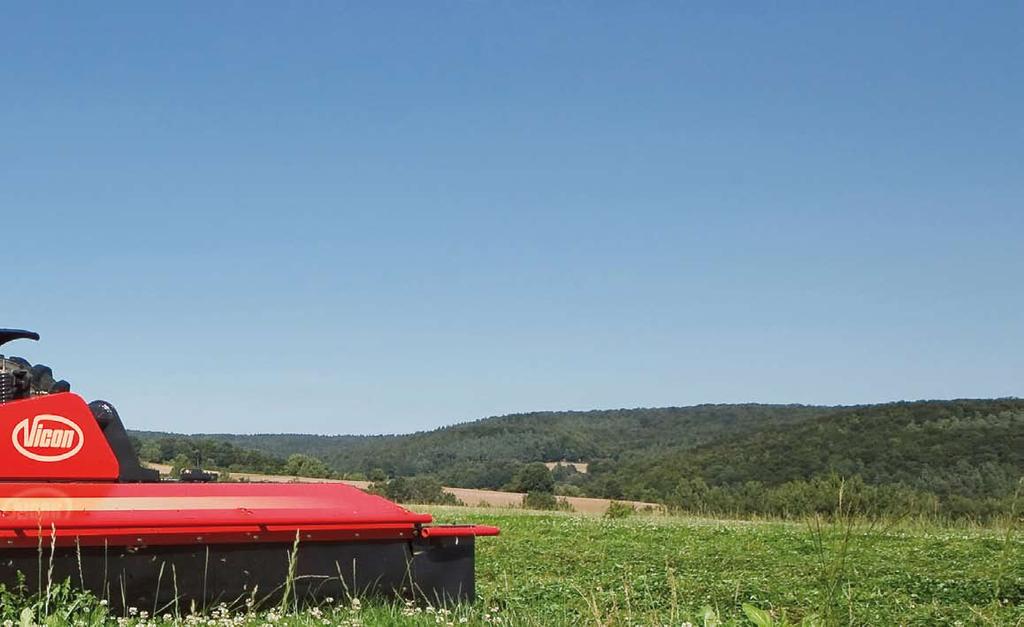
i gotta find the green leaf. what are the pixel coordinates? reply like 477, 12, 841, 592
19, 607, 35, 627
742, 603, 775, 627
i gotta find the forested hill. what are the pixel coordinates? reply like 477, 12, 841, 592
597, 398, 1023, 517
135, 403, 835, 477
133, 398, 1024, 519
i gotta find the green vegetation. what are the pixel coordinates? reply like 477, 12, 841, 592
141, 404, 829, 476
3, 507, 1021, 625
522, 490, 559, 510
604, 500, 637, 519
135, 398, 1024, 520
605, 399, 1023, 521
369, 475, 462, 506
135, 435, 339, 479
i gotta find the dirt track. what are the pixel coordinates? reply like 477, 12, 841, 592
144, 463, 662, 514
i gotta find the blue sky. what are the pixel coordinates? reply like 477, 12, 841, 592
2, 2, 1021, 434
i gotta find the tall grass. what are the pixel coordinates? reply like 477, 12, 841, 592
2, 495, 1021, 626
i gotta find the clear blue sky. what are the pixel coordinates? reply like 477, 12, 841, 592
3, 2, 1021, 434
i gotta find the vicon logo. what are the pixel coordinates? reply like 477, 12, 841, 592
12, 415, 84, 462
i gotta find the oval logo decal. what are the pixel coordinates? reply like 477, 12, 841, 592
12, 415, 85, 462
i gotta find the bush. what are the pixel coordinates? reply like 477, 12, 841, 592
605, 501, 636, 519
523, 491, 559, 510
370, 476, 463, 505
283, 454, 333, 478
555, 484, 584, 497
513, 463, 555, 493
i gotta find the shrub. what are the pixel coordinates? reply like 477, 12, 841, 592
514, 463, 555, 493
370, 476, 462, 505
605, 501, 636, 519
555, 484, 584, 497
523, 491, 558, 510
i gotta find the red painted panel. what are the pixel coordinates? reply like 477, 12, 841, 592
0, 394, 119, 480
0, 482, 432, 528
0, 481, 498, 548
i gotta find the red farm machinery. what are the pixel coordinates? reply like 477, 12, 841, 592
0, 329, 497, 612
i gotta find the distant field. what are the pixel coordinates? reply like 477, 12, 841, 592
544, 461, 589, 473
7, 506, 1021, 626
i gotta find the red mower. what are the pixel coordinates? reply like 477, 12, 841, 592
0, 329, 497, 612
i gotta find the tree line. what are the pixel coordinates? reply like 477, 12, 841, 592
133, 398, 1024, 519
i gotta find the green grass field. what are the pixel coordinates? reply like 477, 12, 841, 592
4, 507, 1022, 626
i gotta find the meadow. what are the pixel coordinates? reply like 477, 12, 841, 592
2, 507, 1021, 626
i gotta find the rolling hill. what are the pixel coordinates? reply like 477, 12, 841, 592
133, 398, 1024, 520
134, 403, 836, 481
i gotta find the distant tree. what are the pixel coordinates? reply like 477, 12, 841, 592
169, 453, 191, 478
555, 484, 584, 497
523, 491, 558, 510
137, 440, 161, 462
514, 463, 555, 494
371, 476, 460, 505
550, 464, 579, 482
283, 454, 331, 478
